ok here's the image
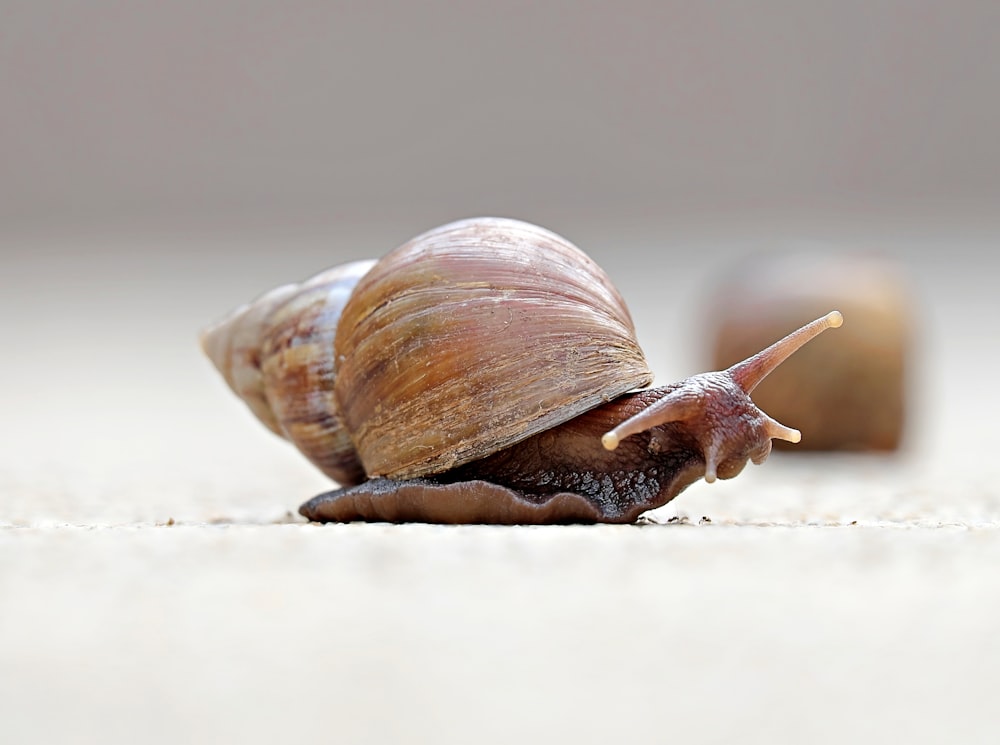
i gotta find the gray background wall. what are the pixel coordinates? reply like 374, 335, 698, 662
4, 0, 998, 228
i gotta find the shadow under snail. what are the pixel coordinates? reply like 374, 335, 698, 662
201, 217, 843, 524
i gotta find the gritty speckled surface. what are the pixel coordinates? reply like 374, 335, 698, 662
3, 512, 1000, 745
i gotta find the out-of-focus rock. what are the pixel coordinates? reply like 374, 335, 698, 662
707, 251, 912, 451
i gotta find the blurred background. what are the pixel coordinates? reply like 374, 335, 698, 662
4, 3, 1000, 744
3, 0, 998, 521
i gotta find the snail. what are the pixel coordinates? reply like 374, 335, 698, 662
201, 217, 843, 524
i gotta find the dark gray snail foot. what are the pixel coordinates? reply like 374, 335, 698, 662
298, 478, 626, 525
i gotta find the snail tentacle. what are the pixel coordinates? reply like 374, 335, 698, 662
600, 312, 842, 460
728, 310, 843, 393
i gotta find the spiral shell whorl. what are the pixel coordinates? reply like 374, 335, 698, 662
334, 217, 654, 480
201, 260, 375, 485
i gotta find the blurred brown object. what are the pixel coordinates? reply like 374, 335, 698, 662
707, 251, 912, 451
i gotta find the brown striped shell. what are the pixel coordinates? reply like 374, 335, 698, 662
201, 217, 654, 485
200, 259, 376, 485
332, 217, 653, 480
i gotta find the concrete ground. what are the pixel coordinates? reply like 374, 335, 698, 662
3, 217, 999, 744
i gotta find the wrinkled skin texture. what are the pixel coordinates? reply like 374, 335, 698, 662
300, 374, 777, 524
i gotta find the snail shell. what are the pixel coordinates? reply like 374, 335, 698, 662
334, 217, 653, 480
201, 259, 375, 485
202, 217, 652, 484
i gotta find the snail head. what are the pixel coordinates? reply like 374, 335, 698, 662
601, 311, 844, 483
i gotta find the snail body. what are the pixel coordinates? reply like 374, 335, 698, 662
202, 217, 842, 524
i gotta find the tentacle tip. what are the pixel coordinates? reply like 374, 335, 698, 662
601, 432, 620, 451
764, 416, 801, 444
826, 310, 844, 329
